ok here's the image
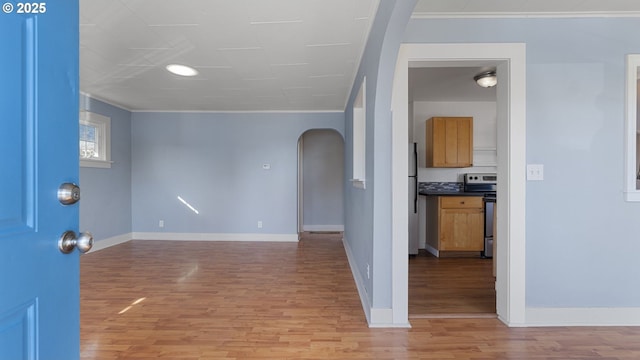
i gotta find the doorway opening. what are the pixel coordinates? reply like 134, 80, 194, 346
297, 129, 345, 237
390, 43, 527, 327
408, 64, 498, 318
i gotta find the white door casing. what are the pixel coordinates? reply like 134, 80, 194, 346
390, 43, 527, 326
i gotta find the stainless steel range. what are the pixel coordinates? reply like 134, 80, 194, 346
463, 173, 497, 258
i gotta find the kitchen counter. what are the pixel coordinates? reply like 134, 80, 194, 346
419, 181, 471, 196
418, 181, 489, 196
419, 190, 485, 196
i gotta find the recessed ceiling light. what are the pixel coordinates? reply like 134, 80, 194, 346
166, 64, 198, 77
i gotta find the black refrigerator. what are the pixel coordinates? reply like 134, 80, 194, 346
408, 143, 419, 255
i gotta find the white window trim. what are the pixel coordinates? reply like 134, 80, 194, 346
80, 158, 113, 169
624, 55, 640, 201
80, 110, 113, 169
351, 77, 366, 189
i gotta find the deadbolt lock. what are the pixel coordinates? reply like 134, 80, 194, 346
58, 183, 80, 205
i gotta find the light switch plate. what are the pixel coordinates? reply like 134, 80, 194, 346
527, 164, 544, 181
262, 163, 271, 170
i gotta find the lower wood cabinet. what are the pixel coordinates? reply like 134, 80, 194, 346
426, 196, 484, 254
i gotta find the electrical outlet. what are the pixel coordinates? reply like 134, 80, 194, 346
159, 220, 164, 228
366, 264, 370, 279
257, 221, 263, 229
527, 164, 544, 181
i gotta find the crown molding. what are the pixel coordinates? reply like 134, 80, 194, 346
411, 11, 640, 19
80, 92, 134, 112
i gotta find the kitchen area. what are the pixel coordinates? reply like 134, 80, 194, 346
407, 66, 499, 316
420, 171, 496, 259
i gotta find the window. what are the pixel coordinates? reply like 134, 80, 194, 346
80, 110, 112, 168
351, 78, 366, 189
625, 55, 640, 200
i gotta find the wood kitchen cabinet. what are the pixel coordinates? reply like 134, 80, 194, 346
426, 196, 484, 255
425, 117, 473, 168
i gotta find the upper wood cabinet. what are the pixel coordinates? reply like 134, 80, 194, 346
425, 117, 473, 168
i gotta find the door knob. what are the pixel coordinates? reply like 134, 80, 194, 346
58, 231, 93, 254
58, 183, 80, 205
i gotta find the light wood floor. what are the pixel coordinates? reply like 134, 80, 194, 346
81, 233, 640, 359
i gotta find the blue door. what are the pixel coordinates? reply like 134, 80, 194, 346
0, 1, 82, 359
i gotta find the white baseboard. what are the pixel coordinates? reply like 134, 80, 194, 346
87, 232, 299, 252
342, 236, 372, 325
368, 308, 394, 327
88, 232, 133, 253
368, 308, 411, 328
303, 225, 344, 232
424, 243, 439, 257
525, 307, 640, 326
342, 235, 408, 328
131, 232, 299, 242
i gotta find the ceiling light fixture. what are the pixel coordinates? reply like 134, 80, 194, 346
474, 71, 497, 88
166, 64, 198, 77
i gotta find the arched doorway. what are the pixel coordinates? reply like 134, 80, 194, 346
297, 129, 345, 235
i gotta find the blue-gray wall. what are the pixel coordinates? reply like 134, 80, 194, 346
343, 0, 417, 311
404, 18, 640, 307
131, 112, 343, 235
79, 95, 132, 240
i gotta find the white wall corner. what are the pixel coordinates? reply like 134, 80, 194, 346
87, 232, 133, 253
524, 307, 640, 327
131, 232, 299, 242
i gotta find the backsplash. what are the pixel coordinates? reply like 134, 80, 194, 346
419, 182, 463, 193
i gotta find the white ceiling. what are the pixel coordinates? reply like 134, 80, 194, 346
80, 0, 379, 111
409, 66, 497, 102
80, 0, 640, 112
